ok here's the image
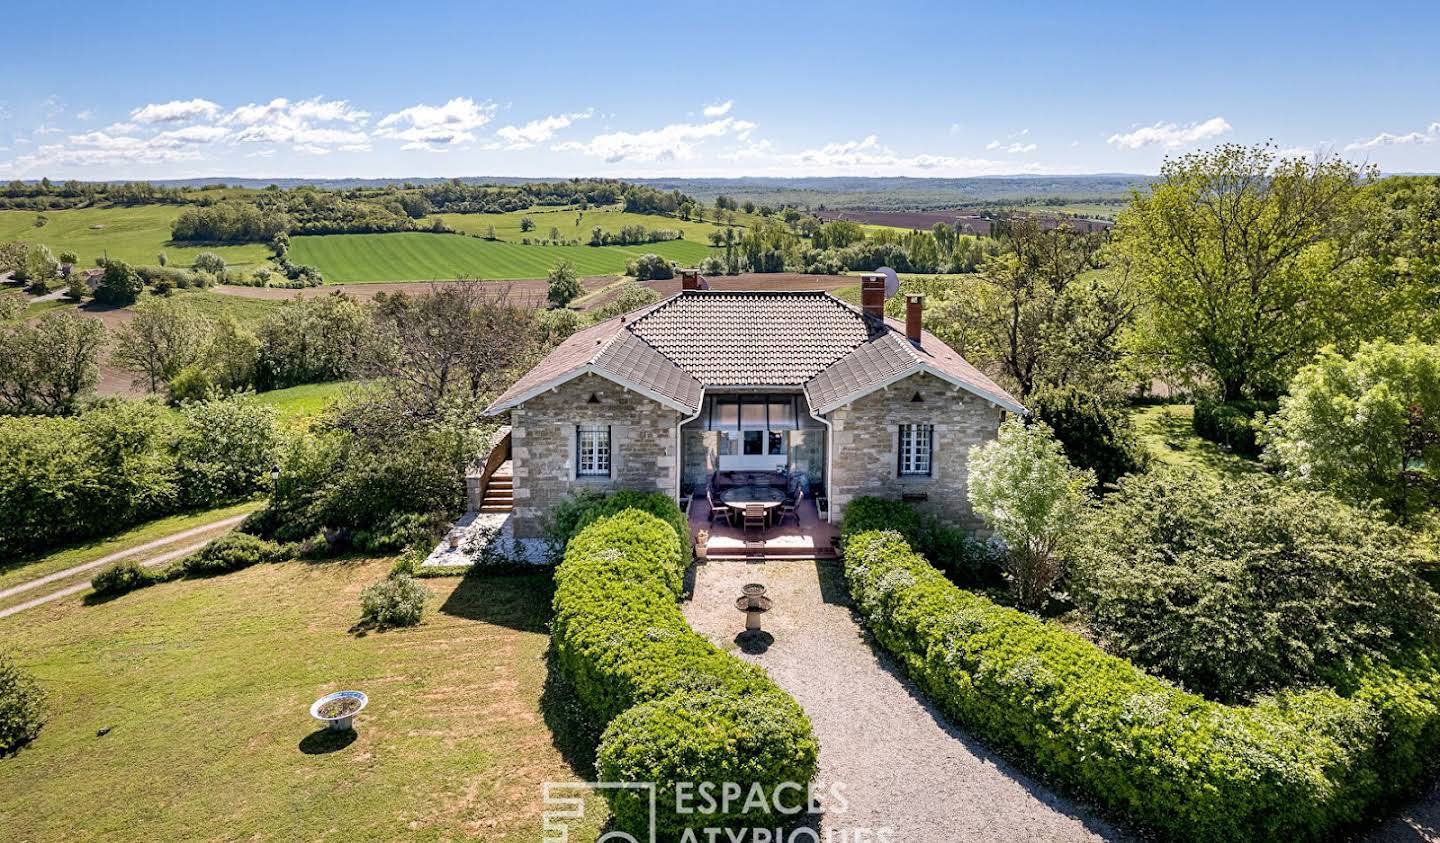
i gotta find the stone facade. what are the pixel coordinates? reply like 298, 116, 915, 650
827, 372, 1004, 529
508, 373, 682, 538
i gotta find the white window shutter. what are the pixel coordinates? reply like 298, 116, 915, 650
564, 424, 577, 481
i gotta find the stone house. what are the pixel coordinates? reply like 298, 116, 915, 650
483, 272, 1024, 539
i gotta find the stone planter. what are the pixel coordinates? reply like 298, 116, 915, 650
448, 530, 463, 550
310, 690, 368, 732
695, 530, 710, 560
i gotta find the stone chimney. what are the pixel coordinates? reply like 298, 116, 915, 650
680, 268, 701, 291
906, 294, 924, 344
860, 273, 886, 318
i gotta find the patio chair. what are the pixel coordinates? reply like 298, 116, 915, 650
708, 488, 734, 528
777, 488, 803, 528
743, 504, 768, 542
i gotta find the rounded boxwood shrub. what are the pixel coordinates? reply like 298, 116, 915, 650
1074, 471, 1440, 702
0, 652, 46, 756
178, 533, 281, 577
552, 501, 818, 837
1025, 385, 1148, 487
359, 574, 430, 628
841, 497, 997, 585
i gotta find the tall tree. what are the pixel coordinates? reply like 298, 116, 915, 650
111, 298, 214, 393
0, 310, 104, 414
1114, 143, 1373, 399
546, 260, 583, 308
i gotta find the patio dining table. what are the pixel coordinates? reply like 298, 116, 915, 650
719, 485, 787, 525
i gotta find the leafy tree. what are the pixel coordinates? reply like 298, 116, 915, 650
0, 290, 23, 322
0, 310, 104, 414
201, 316, 261, 393
0, 241, 28, 280
192, 251, 227, 276
546, 260, 583, 308
967, 419, 1094, 609
590, 282, 660, 321
0, 652, 46, 756
1025, 385, 1147, 488
255, 292, 367, 389
519, 216, 535, 232
1115, 144, 1374, 399
549, 225, 562, 242
172, 394, 283, 507
110, 298, 214, 393
57, 250, 78, 266
22, 244, 59, 291
625, 253, 674, 281
1263, 339, 1440, 524
1075, 470, 1440, 701
93, 259, 144, 305
156, 251, 167, 267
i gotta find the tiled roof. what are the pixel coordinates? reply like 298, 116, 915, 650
485, 288, 1022, 416
625, 291, 871, 386
805, 316, 1024, 414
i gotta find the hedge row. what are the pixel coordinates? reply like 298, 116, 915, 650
551, 498, 818, 836
841, 496, 998, 585
92, 533, 284, 598
841, 520, 1440, 841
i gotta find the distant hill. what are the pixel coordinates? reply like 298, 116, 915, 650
71, 174, 1157, 213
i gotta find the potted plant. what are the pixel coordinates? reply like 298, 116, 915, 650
310, 690, 368, 732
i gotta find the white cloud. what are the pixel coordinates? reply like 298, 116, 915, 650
1107, 116, 1231, 149
76, 109, 93, 121
702, 100, 733, 118
949, 123, 963, 135
986, 139, 1036, 153
131, 98, 222, 124
0, 102, 11, 121
222, 97, 371, 151
376, 97, 495, 149
555, 116, 753, 163
771, 135, 1041, 177
1344, 122, 1440, 151
493, 109, 592, 150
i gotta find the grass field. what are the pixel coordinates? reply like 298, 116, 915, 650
0, 206, 271, 269
1130, 403, 1263, 481
289, 231, 716, 283
255, 381, 355, 425
0, 559, 605, 842
434, 205, 756, 245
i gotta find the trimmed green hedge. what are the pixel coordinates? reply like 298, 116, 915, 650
552, 501, 817, 836
841, 496, 998, 585
841, 518, 1440, 841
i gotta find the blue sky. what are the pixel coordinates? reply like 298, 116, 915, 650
2, 1, 1438, 180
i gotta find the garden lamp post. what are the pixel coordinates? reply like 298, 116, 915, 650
270, 463, 281, 484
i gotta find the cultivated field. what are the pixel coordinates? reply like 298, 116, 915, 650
434, 205, 760, 244
288, 231, 715, 283
816, 208, 1112, 234
0, 206, 270, 268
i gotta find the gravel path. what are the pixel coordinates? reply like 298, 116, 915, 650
683, 558, 1127, 843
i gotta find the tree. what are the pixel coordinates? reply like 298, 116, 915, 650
22, 244, 59, 291
255, 292, 367, 389
111, 298, 214, 393
0, 652, 47, 756
549, 225, 562, 242
1114, 143, 1374, 400
1263, 339, 1440, 524
0, 310, 104, 414
519, 216, 535, 232
1025, 385, 1148, 488
625, 253, 674, 281
0, 241, 27, 280
156, 251, 167, 267
192, 252, 226, 276
967, 419, 1093, 609
93, 259, 143, 305
200, 316, 261, 393
546, 260, 583, 308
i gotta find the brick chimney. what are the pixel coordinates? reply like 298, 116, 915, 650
680, 268, 700, 291
860, 273, 886, 318
906, 294, 924, 344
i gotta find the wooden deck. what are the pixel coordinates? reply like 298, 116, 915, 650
687, 496, 839, 560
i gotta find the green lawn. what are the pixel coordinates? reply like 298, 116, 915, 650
434, 205, 759, 244
0, 206, 271, 269
0, 501, 261, 596
0, 559, 605, 842
255, 381, 355, 425
170, 288, 283, 326
289, 231, 716, 283
1130, 403, 1264, 481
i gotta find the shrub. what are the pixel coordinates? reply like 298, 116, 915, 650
359, 574, 430, 627
1263, 340, 1440, 523
624, 252, 674, 281
1074, 470, 1440, 701
1193, 398, 1274, 457
0, 653, 46, 756
967, 419, 1094, 609
1025, 385, 1148, 488
178, 532, 281, 577
840, 497, 997, 584
553, 506, 817, 836
91, 560, 165, 596
843, 526, 1440, 841
547, 488, 690, 561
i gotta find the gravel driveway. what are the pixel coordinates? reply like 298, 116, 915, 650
683, 558, 1128, 842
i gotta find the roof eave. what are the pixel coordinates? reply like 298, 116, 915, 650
807, 362, 1026, 416
484, 366, 701, 417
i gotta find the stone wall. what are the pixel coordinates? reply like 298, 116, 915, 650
827, 372, 1004, 529
508, 373, 682, 538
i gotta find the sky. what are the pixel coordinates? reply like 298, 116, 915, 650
2, 1, 1439, 181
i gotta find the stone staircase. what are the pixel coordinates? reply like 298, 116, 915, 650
479, 461, 514, 513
